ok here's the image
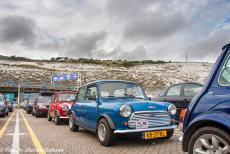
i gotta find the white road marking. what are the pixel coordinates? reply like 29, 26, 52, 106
11, 110, 20, 154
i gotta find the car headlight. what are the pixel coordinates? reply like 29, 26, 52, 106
120, 105, 132, 117
62, 105, 69, 112
168, 104, 177, 115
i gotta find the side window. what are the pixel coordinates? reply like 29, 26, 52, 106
219, 56, 230, 86
85, 85, 98, 100
166, 85, 182, 97
184, 84, 202, 97
76, 87, 86, 102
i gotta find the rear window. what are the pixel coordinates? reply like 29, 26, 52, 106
184, 84, 202, 97
38, 96, 52, 103
59, 94, 76, 101
166, 85, 182, 97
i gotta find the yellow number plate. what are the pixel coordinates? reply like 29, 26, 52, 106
144, 130, 167, 139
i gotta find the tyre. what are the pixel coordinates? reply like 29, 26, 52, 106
69, 114, 79, 132
47, 113, 52, 121
54, 112, 60, 125
2, 111, 6, 117
32, 111, 35, 116
35, 111, 39, 118
97, 118, 115, 146
26, 108, 30, 114
188, 127, 230, 154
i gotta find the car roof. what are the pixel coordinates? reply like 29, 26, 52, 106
169, 82, 203, 87
80, 80, 140, 87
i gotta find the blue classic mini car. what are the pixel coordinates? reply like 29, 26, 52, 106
182, 43, 230, 154
68, 80, 177, 146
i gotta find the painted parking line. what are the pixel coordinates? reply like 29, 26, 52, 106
0, 111, 15, 139
20, 110, 46, 154
11, 110, 20, 154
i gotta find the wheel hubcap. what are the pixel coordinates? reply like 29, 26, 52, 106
98, 124, 106, 141
193, 134, 230, 154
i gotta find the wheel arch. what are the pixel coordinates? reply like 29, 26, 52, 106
97, 114, 116, 130
183, 114, 230, 152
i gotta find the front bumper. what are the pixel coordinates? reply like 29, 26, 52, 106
114, 125, 177, 134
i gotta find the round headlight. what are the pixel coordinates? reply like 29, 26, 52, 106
120, 105, 132, 117
62, 105, 69, 112
168, 104, 177, 115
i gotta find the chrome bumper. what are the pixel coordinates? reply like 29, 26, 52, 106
114, 125, 177, 134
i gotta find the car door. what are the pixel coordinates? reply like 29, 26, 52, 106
81, 84, 99, 131
72, 86, 86, 126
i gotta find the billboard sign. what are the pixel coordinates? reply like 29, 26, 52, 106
52, 73, 80, 82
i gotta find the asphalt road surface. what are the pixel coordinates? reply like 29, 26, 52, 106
0, 109, 184, 154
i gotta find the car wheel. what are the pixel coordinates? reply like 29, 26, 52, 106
35, 111, 39, 118
32, 111, 35, 116
47, 113, 52, 121
26, 108, 30, 114
69, 114, 79, 132
2, 111, 6, 117
97, 118, 115, 146
54, 112, 60, 125
188, 127, 230, 154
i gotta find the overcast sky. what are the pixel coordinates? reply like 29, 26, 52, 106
0, 0, 229, 62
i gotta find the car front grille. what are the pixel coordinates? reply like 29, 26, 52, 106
128, 111, 171, 129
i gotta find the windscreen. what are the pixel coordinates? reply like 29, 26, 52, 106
59, 94, 76, 101
99, 82, 146, 99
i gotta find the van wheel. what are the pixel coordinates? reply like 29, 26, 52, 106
47, 113, 52, 121
188, 127, 230, 154
69, 114, 79, 132
54, 112, 60, 125
97, 119, 115, 146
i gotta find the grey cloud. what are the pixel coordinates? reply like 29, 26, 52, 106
115, 45, 147, 60
65, 31, 107, 58
188, 30, 230, 59
0, 15, 36, 46
96, 45, 147, 60
124, 11, 186, 40
106, 0, 154, 18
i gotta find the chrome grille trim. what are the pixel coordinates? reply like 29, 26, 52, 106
128, 111, 171, 129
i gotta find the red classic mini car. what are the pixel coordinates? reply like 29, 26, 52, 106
48, 91, 77, 125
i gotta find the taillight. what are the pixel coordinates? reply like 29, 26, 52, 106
180, 109, 187, 123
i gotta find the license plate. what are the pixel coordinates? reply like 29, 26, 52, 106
144, 130, 167, 139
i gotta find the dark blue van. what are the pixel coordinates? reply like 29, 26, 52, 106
182, 43, 230, 154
